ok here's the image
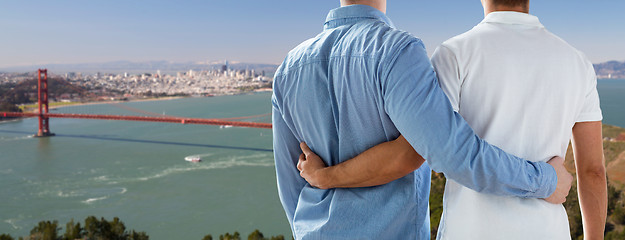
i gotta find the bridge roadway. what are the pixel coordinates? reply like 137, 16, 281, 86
1, 112, 272, 129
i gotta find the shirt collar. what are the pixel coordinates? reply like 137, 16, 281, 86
324, 4, 395, 30
481, 11, 544, 28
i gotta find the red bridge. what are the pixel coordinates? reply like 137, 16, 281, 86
0, 69, 272, 137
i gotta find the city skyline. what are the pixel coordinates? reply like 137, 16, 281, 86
1, 1, 624, 69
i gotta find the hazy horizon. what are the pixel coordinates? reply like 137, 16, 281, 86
2, 57, 625, 72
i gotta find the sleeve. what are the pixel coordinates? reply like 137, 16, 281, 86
431, 44, 462, 112
576, 60, 603, 122
271, 91, 307, 230
380, 40, 557, 198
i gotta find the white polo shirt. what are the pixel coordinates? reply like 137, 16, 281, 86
431, 11, 602, 240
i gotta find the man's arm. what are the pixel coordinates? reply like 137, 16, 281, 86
381, 40, 568, 199
272, 95, 307, 229
298, 135, 570, 203
571, 121, 607, 240
297, 135, 424, 189
299, 39, 570, 200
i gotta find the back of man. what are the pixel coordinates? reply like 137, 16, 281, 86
272, 5, 431, 239
432, 9, 602, 240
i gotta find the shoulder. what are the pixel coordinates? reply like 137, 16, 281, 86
276, 20, 426, 76
543, 29, 592, 63
436, 23, 492, 56
430, 26, 480, 72
274, 37, 319, 78
356, 22, 428, 72
373, 21, 423, 47
332, 19, 426, 66
369, 22, 426, 59
357, 23, 432, 83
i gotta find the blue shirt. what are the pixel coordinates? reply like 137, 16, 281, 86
271, 5, 557, 240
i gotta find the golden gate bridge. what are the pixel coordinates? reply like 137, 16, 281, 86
0, 69, 272, 137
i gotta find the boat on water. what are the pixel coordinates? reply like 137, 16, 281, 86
220, 125, 233, 129
184, 156, 201, 162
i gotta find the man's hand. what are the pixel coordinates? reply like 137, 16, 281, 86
297, 142, 330, 189
295, 136, 424, 189
543, 156, 573, 204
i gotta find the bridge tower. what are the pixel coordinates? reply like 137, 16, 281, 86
35, 69, 54, 137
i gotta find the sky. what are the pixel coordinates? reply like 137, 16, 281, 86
1, 0, 624, 69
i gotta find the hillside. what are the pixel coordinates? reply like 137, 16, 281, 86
594, 61, 625, 79
565, 124, 625, 186
562, 124, 625, 239
431, 124, 625, 239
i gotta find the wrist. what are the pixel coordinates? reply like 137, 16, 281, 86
538, 161, 558, 199
316, 167, 335, 189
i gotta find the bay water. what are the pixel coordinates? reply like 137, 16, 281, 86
0, 92, 288, 239
1, 80, 624, 239
597, 79, 625, 128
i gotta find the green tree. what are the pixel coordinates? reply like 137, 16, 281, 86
613, 205, 625, 225
29, 220, 59, 240
247, 230, 264, 240
219, 232, 241, 240
202, 234, 214, 240
0, 234, 14, 240
128, 230, 149, 240
109, 217, 127, 238
429, 172, 445, 239
606, 229, 625, 240
98, 217, 115, 239
84, 216, 101, 239
83, 216, 139, 239
2, 216, 148, 240
63, 219, 83, 240
608, 184, 622, 214
0, 101, 20, 112
564, 182, 583, 239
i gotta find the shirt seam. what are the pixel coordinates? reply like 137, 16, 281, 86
379, 38, 423, 88
274, 54, 382, 79
435, 44, 465, 111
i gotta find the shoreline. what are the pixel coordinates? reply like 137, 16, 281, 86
0, 118, 24, 124
2, 96, 188, 122
1, 91, 274, 122
23, 89, 273, 111
49, 96, 186, 110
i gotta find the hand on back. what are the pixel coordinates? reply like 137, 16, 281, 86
543, 156, 573, 204
297, 142, 330, 189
